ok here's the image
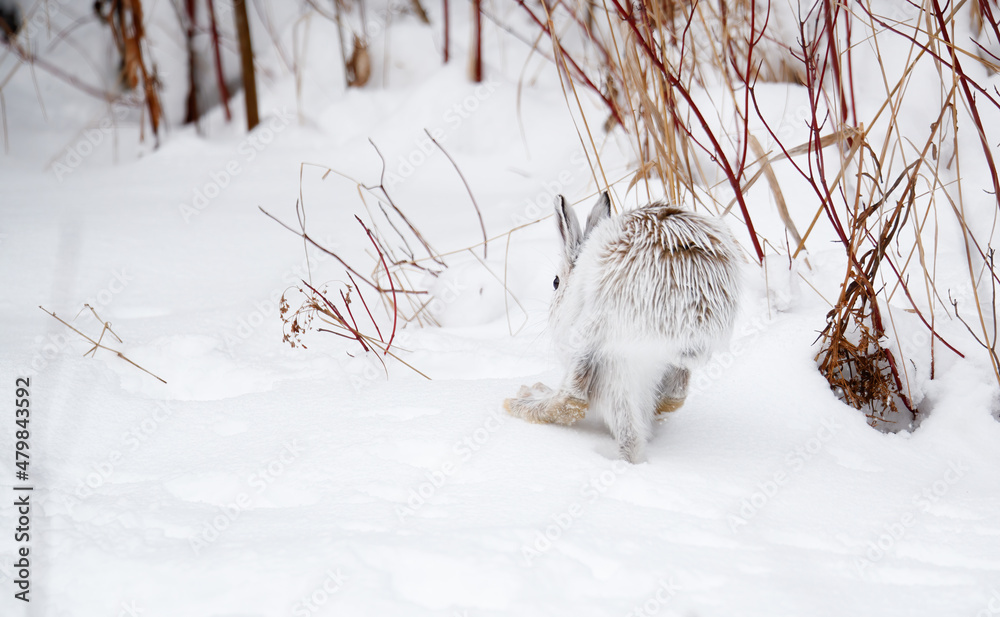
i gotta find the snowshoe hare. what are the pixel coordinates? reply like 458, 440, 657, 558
505, 192, 741, 463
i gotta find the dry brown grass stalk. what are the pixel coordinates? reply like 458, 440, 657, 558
99, 0, 163, 141
40, 304, 166, 384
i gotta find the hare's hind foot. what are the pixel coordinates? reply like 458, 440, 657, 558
655, 396, 686, 416
504, 382, 587, 425
655, 366, 690, 417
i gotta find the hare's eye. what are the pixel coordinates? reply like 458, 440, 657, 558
553, 276, 560, 290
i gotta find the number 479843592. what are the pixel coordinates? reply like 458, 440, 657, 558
14, 377, 29, 481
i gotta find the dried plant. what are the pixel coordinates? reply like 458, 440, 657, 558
814, 156, 927, 425
265, 138, 530, 375
97, 0, 163, 141
39, 304, 167, 384
347, 35, 371, 87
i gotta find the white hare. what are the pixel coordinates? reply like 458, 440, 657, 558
505, 192, 742, 463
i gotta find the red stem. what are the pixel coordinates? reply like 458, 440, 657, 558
472, 0, 482, 82
339, 289, 363, 341
929, 0, 1000, 213
822, 0, 848, 123
302, 280, 370, 353
347, 272, 384, 342
206, 0, 232, 121
184, 0, 198, 124
443, 0, 450, 63
356, 216, 398, 355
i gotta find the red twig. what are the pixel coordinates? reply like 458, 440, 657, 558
302, 280, 370, 353
443, 0, 450, 63
356, 216, 398, 355
184, 0, 198, 124
206, 0, 232, 121
259, 205, 425, 295
929, 0, 1000, 213
339, 289, 364, 341
347, 271, 383, 341
471, 0, 482, 81
822, 0, 848, 123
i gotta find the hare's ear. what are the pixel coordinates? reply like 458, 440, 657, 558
584, 191, 611, 239
555, 195, 583, 261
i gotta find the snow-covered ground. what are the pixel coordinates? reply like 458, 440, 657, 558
2, 1, 1000, 616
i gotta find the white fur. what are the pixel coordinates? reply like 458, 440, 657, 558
548, 193, 742, 462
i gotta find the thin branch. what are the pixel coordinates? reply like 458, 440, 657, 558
259, 205, 426, 296
424, 128, 488, 258
39, 306, 167, 384
356, 216, 398, 354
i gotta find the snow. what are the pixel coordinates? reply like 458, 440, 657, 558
2, 1, 1000, 616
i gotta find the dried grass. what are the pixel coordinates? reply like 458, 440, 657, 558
40, 304, 167, 384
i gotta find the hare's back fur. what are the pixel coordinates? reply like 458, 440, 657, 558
581, 203, 740, 355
